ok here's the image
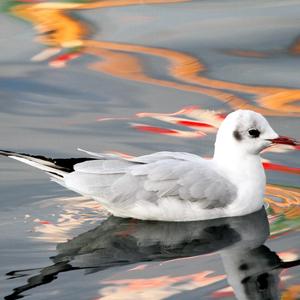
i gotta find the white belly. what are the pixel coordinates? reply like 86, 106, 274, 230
96, 194, 263, 222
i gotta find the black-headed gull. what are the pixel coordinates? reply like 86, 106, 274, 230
0, 110, 298, 221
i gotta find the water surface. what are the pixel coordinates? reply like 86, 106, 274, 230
0, 0, 300, 299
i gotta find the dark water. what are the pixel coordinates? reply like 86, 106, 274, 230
0, 0, 300, 299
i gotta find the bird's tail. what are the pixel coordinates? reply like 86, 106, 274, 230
0, 150, 69, 180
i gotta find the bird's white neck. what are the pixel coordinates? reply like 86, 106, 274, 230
212, 141, 264, 177
212, 141, 266, 215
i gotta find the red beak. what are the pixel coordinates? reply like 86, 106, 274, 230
268, 136, 299, 146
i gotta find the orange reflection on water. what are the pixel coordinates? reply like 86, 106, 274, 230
265, 185, 300, 210
11, 3, 87, 49
9, 0, 187, 49
30, 196, 106, 243
85, 40, 300, 116
98, 271, 225, 300
266, 185, 300, 235
282, 285, 300, 300
6, 0, 300, 116
85, 40, 260, 114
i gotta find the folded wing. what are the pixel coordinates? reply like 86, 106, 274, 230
65, 151, 237, 210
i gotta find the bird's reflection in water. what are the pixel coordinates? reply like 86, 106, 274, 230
5, 208, 300, 300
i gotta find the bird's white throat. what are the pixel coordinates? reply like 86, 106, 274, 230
212, 129, 266, 216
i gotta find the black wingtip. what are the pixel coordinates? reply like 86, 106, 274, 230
0, 150, 15, 157
0, 149, 97, 173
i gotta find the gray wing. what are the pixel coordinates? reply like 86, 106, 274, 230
65, 151, 237, 209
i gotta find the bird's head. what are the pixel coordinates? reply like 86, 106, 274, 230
214, 110, 297, 157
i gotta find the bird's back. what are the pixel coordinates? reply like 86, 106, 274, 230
64, 151, 238, 221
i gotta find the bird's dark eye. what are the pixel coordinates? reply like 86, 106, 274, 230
248, 129, 260, 138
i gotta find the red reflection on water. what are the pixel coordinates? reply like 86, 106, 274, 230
211, 286, 234, 298
99, 107, 299, 175
49, 52, 81, 68
263, 162, 300, 175
133, 124, 179, 135
132, 123, 206, 138
177, 120, 215, 128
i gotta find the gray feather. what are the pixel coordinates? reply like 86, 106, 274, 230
65, 151, 237, 210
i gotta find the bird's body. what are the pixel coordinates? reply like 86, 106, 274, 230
61, 149, 263, 221
1, 110, 297, 221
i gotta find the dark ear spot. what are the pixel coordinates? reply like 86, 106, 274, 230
233, 130, 242, 141
239, 263, 249, 271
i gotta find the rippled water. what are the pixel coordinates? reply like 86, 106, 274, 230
0, 0, 300, 299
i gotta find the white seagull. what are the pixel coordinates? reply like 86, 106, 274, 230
0, 110, 297, 221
